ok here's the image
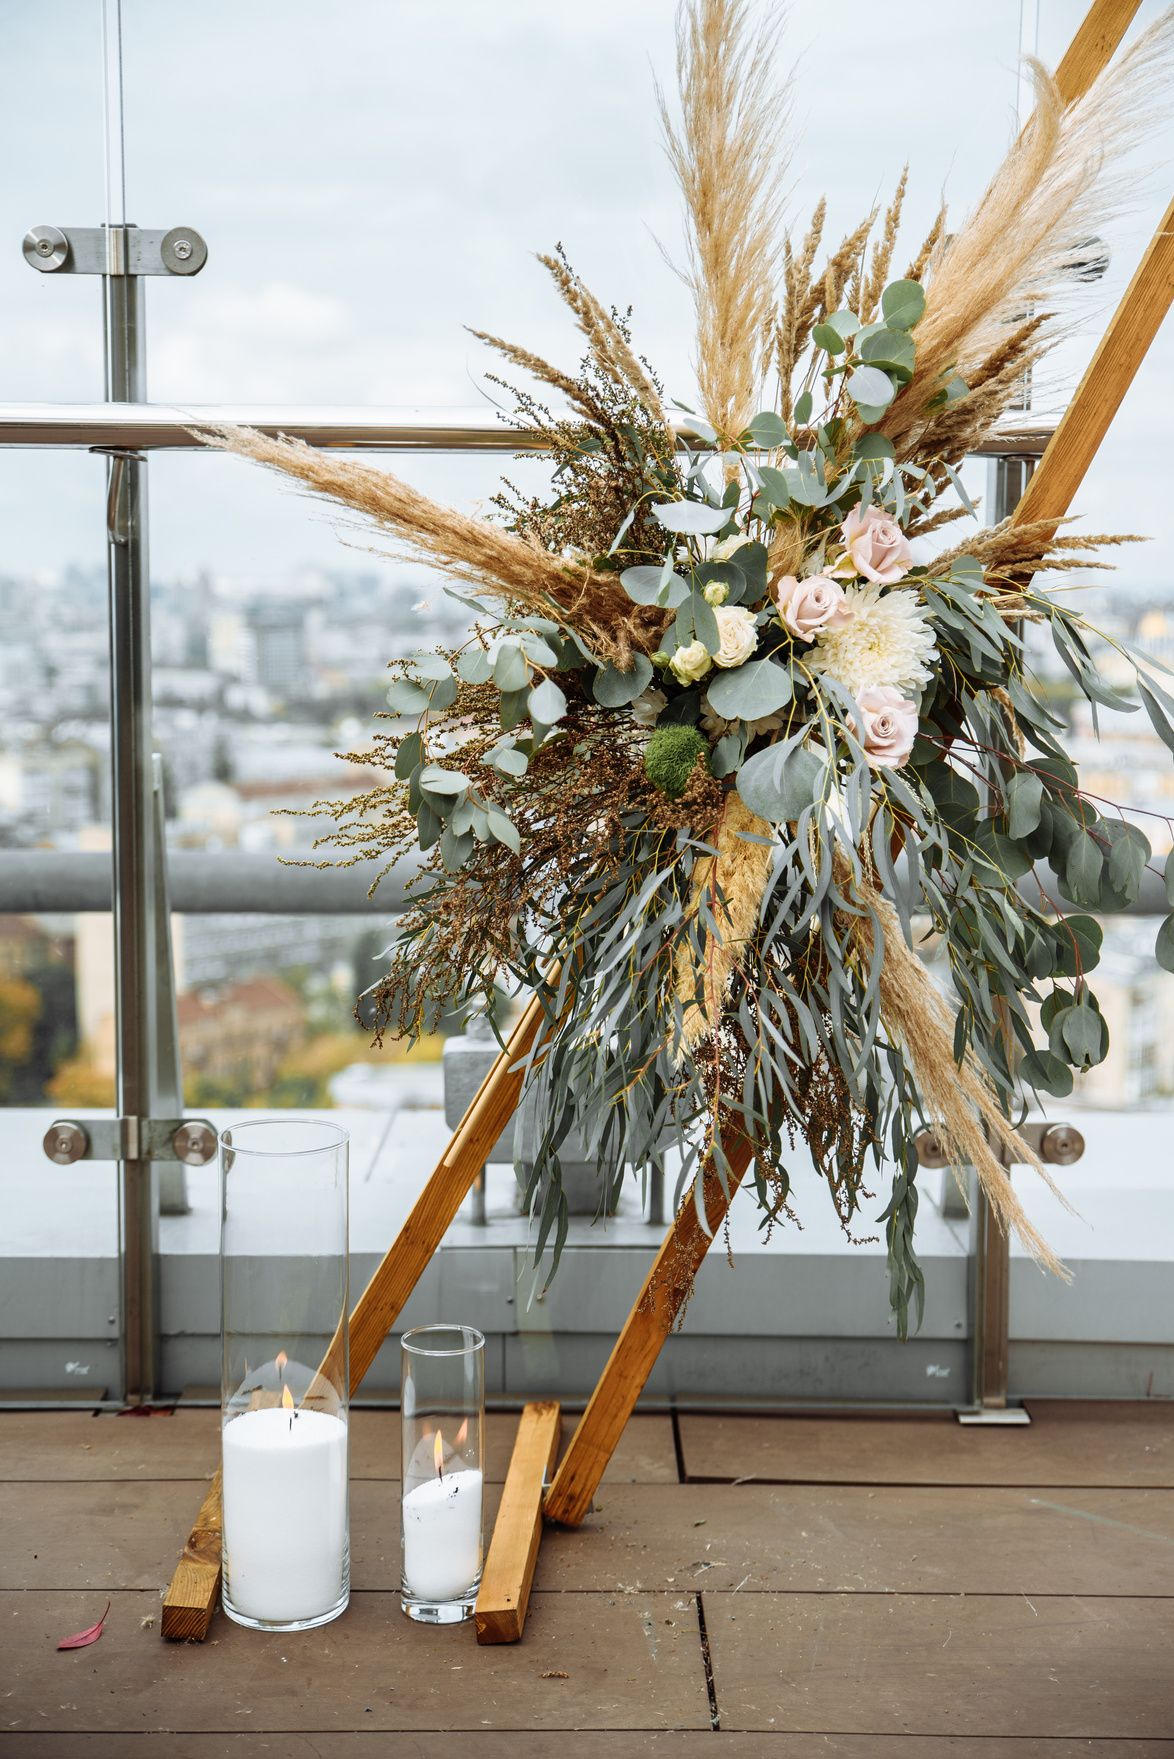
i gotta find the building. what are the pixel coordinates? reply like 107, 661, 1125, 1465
176, 975, 305, 1093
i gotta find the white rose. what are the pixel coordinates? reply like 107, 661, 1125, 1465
712, 605, 758, 669
702, 579, 729, 607
711, 533, 752, 563
669, 640, 713, 685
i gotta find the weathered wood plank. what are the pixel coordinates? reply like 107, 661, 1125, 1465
531, 1482, 1174, 1598
3, 1589, 711, 1732
475, 1400, 561, 1643
702, 1591, 1174, 1736
0, 1409, 219, 1481
544, 1135, 754, 1529
678, 1401, 1174, 1488
5, 1731, 1170, 1755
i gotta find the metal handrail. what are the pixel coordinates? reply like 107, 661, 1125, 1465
0, 401, 1058, 456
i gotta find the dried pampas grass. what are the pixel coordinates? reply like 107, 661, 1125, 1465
881, 9, 1174, 455
835, 854, 1068, 1276
193, 425, 658, 670
659, 0, 794, 442
675, 791, 774, 1050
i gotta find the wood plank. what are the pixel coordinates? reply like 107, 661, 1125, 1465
559, 1413, 680, 1486
160, 1471, 221, 1642
1054, 0, 1144, 104
545, 1134, 754, 1529
0, 1409, 219, 1480
1012, 190, 1174, 534
678, 1401, 1174, 1487
6, 1735, 1170, 1757
475, 1400, 561, 1644
702, 1590, 1174, 1736
12, 1474, 1172, 1601
2, 1589, 711, 1732
531, 1482, 1174, 1598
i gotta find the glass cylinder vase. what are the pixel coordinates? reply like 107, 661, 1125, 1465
400, 1325, 485, 1623
220, 1117, 350, 1633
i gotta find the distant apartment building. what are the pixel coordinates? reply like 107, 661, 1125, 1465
177, 975, 305, 1092
0, 738, 100, 834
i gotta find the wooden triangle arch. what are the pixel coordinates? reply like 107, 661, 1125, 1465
164, 0, 1173, 1644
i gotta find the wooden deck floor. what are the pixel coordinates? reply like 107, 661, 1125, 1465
1, 1400, 1171, 1755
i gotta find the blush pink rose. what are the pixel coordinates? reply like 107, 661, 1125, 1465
838, 504, 912, 585
773, 573, 853, 640
850, 686, 919, 770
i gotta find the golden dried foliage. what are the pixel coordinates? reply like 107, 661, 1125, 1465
536, 252, 669, 429
833, 853, 1068, 1275
675, 791, 774, 1049
193, 425, 664, 670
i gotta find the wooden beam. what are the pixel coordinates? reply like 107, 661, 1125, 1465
161, 1472, 222, 1641
474, 1400, 561, 1644
162, 980, 560, 1639
544, 1132, 755, 1529
1013, 191, 1174, 533
1054, 0, 1143, 104
320, 980, 559, 1395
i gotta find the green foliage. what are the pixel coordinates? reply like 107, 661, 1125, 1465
644, 724, 709, 798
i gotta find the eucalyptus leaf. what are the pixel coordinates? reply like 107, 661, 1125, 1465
846, 365, 895, 409
746, 411, 788, 447
824, 308, 860, 339
1019, 1046, 1074, 1098
416, 798, 441, 851
394, 732, 423, 781
1060, 1003, 1107, 1069
408, 650, 453, 682
706, 658, 792, 721
793, 390, 813, 426
621, 565, 691, 608
1065, 829, 1103, 907
419, 764, 468, 794
385, 678, 433, 715
593, 652, 654, 707
1156, 913, 1174, 973
754, 467, 791, 511
1005, 771, 1043, 840
493, 641, 530, 694
440, 824, 474, 873
737, 742, 826, 822
651, 500, 731, 536
458, 647, 494, 685
813, 323, 846, 355
486, 806, 521, 856
881, 279, 927, 330
529, 678, 567, 725
488, 745, 528, 777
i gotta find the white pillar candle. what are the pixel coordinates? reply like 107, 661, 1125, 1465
402, 1468, 484, 1602
222, 1407, 348, 1622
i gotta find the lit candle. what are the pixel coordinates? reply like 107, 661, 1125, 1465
222, 1386, 348, 1623
401, 1427, 483, 1603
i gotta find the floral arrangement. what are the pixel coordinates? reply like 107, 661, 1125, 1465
205, 1, 1174, 1334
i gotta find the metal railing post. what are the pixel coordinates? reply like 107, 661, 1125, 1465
105, 250, 162, 1399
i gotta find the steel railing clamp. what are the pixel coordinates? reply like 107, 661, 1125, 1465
43, 1117, 218, 1167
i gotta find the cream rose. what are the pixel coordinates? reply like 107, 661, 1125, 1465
669, 639, 713, 685
837, 504, 912, 585
774, 573, 852, 640
849, 686, 919, 770
629, 686, 667, 729
710, 533, 752, 563
712, 605, 758, 669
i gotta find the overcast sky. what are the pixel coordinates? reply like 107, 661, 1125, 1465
1, 0, 1172, 593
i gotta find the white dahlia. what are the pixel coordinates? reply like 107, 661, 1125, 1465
806, 584, 936, 697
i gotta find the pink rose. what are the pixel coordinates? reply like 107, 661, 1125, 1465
850, 686, 919, 770
838, 504, 912, 585
773, 573, 853, 640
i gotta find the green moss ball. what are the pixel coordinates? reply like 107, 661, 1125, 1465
644, 723, 709, 799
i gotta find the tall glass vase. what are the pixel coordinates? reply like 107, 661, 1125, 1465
400, 1324, 485, 1623
220, 1117, 350, 1632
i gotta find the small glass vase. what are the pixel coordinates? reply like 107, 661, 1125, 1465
400, 1324, 485, 1624
219, 1117, 350, 1633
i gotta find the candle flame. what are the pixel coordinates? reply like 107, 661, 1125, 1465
275, 1351, 288, 1378
282, 1384, 294, 1412
455, 1418, 468, 1447
434, 1428, 445, 1477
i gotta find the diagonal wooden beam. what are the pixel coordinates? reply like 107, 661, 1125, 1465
1012, 190, 1174, 532
544, 1131, 755, 1528
1054, 0, 1143, 104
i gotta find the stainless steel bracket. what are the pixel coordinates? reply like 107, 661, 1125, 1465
43, 1118, 217, 1167
23, 224, 207, 277
915, 1119, 1085, 1169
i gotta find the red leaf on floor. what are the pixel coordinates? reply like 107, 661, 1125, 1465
57, 1603, 111, 1650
